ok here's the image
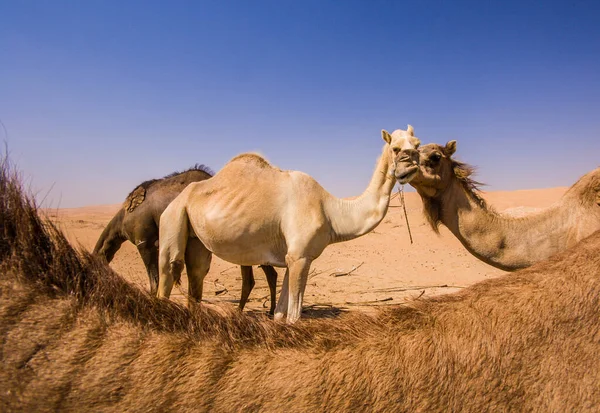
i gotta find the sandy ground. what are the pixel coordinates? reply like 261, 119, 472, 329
46, 187, 567, 317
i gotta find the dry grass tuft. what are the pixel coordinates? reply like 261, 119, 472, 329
1, 156, 600, 411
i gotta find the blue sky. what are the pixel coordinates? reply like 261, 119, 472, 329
1, 0, 599, 207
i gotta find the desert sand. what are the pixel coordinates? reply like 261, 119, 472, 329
46, 187, 567, 316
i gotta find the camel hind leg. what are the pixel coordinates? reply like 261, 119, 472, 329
158, 201, 189, 299
240, 265, 278, 314
260, 265, 278, 315
185, 237, 212, 308
239, 266, 255, 311
137, 241, 159, 295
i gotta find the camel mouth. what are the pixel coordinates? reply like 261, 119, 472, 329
396, 166, 418, 184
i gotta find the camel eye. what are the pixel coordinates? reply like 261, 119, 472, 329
393, 147, 401, 154
430, 153, 442, 162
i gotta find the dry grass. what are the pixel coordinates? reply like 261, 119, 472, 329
1, 156, 600, 411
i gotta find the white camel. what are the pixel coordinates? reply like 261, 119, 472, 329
158, 126, 421, 323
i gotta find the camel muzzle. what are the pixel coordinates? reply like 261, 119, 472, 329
396, 165, 419, 184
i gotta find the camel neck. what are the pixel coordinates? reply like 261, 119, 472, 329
325, 145, 396, 243
440, 180, 573, 271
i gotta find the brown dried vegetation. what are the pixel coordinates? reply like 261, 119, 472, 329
1, 158, 600, 412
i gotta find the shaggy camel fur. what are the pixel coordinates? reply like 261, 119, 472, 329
158, 127, 421, 323
2, 159, 600, 412
93, 166, 278, 313
410, 141, 600, 270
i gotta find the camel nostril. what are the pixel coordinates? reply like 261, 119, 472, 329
400, 149, 420, 165
398, 149, 419, 162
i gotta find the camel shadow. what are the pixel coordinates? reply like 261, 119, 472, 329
301, 304, 348, 319
243, 304, 347, 320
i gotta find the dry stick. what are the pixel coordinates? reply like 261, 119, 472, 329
219, 265, 237, 275
398, 184, 413, 244
303, 303, 349, 311
212, 279, 228, 295
344, 297, 393, 305
368, 284, 466, 294
307, 267, 321, 279
328, 262, 364, 277
388, 191, 403, 208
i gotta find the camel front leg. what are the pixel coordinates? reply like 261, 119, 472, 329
185, 237, 212, 309
285, 256, 312, 324
273, 268, 289, 322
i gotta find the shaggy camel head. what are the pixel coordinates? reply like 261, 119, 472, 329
409, 140, 460, 197
409, 140, 486, 231
381, 124, 421, 184
412, 141, 600, 231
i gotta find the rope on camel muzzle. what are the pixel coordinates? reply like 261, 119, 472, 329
397, 184, 413, 245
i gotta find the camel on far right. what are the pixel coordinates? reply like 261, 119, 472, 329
410, 140, 600, 271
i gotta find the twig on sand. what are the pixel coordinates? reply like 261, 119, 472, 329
344, 297, 393, 305
303, 303, 349, 311
367, 284, 465, 294
201, 298, 237, 304
213, 279, 228, 295
308, 268, 329, 280
329, 262, 364, 277
219, 265, 237, 275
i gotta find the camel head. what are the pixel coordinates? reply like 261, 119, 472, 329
408, 140, 475, 232
409, 140, 485, 231
409, 140, 460, 198
381, 125, 420, 185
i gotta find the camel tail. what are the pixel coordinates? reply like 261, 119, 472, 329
93, 208, 127, 263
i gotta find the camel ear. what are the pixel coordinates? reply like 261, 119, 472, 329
445, 140, 457, 156
381, 130, 392, 144
406, 125, 414, 136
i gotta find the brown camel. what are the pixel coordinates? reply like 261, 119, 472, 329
93, 165, 278, 313
2, 158, 600, 411
410, 141, 600, 270
158, 127, 421, 323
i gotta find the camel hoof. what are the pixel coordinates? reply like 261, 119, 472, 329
286, 316, 300, 325
273, 312, 285, 322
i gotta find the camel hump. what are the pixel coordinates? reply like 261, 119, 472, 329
124, 186, 146, 213
228, 153, 273, 169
